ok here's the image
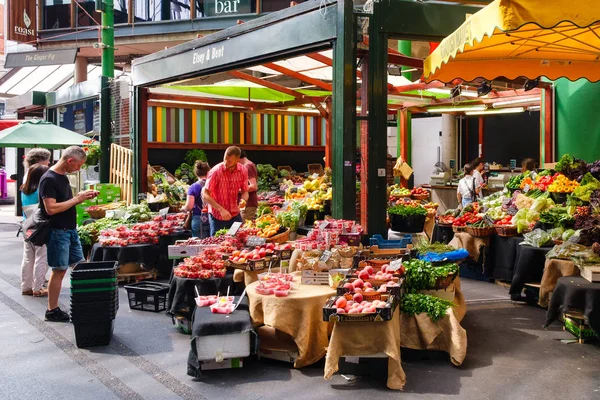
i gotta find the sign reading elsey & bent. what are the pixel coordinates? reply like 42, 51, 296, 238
8, 0, 37, 43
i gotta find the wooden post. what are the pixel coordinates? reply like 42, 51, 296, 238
543, 87, 553, 163
324, 100, 332, 168
128, 0, 134, 24
478, 116, 484, 158
399, 109, 410, 188
70, 0, 76, 28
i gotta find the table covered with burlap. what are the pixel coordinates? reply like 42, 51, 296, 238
401, 277, 468, 366
324, 308, 406, 390
247, 271, 335, 368
449, 232, 489, 262
539, 259, 579, 308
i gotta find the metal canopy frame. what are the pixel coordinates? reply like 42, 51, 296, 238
131, 0, 485, 235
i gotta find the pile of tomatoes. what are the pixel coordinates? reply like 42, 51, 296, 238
451, 212, 482, 227
494, 216, 514, 226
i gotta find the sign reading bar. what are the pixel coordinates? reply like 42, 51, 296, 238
8, 0, 37, 43
5, 49, 78, 68
205, 0, 252, 17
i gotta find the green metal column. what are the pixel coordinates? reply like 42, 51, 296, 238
331, 0, 357, 220
398, 40, 412, 80
366, 1, 388, 236
99, 0, 114, 182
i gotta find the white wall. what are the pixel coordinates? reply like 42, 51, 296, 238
411, 117, 443, 186
387, 126, 397, 157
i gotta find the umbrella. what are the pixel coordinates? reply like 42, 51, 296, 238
0, 119, 91, 149
424, 0, 600, 83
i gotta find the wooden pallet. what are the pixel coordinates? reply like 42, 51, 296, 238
117, 270, 157, 284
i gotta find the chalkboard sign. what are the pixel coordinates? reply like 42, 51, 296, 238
246, 236, 266, 247
510, 159, 517, 170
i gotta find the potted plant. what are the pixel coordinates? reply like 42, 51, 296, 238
387, 204, 427, 233
82, 139, 101, 167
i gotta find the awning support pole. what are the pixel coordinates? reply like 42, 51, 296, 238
99, 0, 114, 183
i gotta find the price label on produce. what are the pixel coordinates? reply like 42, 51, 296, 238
246, 236, 266, 247
319, 221, 329, 230
388, 259, 403, 272
320, 250, 333, 262
159, 207, 169, 218
106, 210, 115, 219
228, 221, 242, 236
523, 184, 530, 193
484, 215, 496, 226
123, 212, 131, 221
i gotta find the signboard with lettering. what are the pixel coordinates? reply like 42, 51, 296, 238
5, 49, 78, 68
205, 0, 252, 17
8, 0, 37, 43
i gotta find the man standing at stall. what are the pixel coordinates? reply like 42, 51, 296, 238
40, 146, 98, 322
202, 146, 249, 235
239, 149, 258, 221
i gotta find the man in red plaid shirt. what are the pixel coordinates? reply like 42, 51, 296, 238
202, 146, 249, 235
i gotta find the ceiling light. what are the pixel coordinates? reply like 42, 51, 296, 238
427, 105, 487, 113
465, 107, 525, 116
492, 98, 540, 108
477, 81, 493, 97
528, 105, 541, 111
524, 78, 540, 91
286, 107, 321, 114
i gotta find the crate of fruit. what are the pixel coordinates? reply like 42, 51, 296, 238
337, 276, 403, 297
323, 293, 398, 322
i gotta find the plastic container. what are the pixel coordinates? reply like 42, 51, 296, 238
71, 277, 118, 291
124, 282, 169, 312
71, 288, 119, 303
389, 214, 426, 233
73, 320, 115, 348
71, 261, 118, 280
369, 234, 412, 249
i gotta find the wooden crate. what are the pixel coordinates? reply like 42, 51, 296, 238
117, 269, 157, 284
109, 143, 133, 205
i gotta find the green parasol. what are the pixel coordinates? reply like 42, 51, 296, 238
0, 119, 91, 149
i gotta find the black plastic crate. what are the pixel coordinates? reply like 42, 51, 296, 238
71, 261, 118, 280
74, 320, 115, 348
124, 282, 169, 312
71, 288, 119, 303
71, 312, 117, 324
70, 300, 118, 313
71, 277, 118, 291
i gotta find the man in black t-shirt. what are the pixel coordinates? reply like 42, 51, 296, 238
39, 146, 98, 322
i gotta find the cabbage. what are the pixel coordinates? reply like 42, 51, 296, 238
550, 227, 565, 240
514, 208, 540, 233
531, 197, 554, 213
562, 229, 576, 241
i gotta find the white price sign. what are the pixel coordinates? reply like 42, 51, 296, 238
388, 259, 403, 272
228, 221, 242, 236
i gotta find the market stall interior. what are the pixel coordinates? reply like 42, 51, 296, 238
64, 0, 600, 393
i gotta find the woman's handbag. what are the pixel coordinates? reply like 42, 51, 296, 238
22, 209, 51, 246
183, 211, 193, 230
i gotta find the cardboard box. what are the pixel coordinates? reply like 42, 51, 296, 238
167, 244, 210, 259
200, 358, 244, 370
258, 349, 298, 364
580, 265, 600, 282
301, 277, 330, 285
196, 332, 251, 362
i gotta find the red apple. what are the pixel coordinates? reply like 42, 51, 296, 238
353, 292, 363, 303
336, 308, 346, 314
381, 264, 389, 273
358, 270, 370, 280
364, 266, 374, 275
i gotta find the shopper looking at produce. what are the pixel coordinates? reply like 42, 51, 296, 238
522, 158, 537, 179
457, 163, 480, 208
182, 161, 211, 238
20, 163, 50, 297
202, 146, 249, 236
24, 148, 52, 169
471, 157, 486, 199
40, 146, 99, 322
239, 149, 258, 221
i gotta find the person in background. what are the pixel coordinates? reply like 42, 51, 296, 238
24, 148, 52, 170
522, 158, 537, 179
239, 149, 258, 221
20, 163, 50, 297
457, 163, 481, 208
471, 157, 486, 199
202, 146, 249, 236
182, 161, 211, 238
40, 146, 99, 322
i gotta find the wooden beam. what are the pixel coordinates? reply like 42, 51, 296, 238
263, 62, 333, 91
147, 142, 325, 152
128, 0, 134, 24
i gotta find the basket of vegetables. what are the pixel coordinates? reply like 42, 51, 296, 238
86, 205, 106, 220
388, 204, 427, 233
466, 219, 495, 238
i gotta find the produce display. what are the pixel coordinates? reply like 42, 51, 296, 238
174, 248, 226, 279
403, 259, 458, 292
401, 294, 455, 322
548, 174, 579, 193
411, 187, 430, 198
331, 296, 391, 315
388, 184, 411, 198
243, 214, 283, 238
388, 204, 427, 218
255, 272, 294, 297
257, 164, 279, 191
99, 215, 185, 246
